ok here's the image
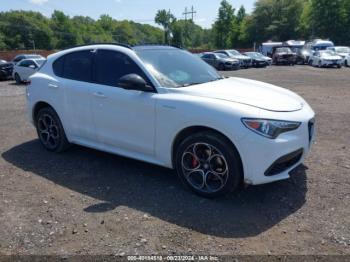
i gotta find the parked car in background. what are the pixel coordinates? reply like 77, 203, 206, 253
12, 54, 45, 65
272, 47, 297, 65
344, 55, 350, 67
260, 42, 283, 57
327, 46, 350, 65
0, 62, 14, 81
310, 50, 343, 68
0, 59, 7, 64
13, 58, 46, 83
214, 50, 252, 68
201, 52, 240, 71
244, 52, 271, 67
26, 44, 315, 197
301, 39, 334, 64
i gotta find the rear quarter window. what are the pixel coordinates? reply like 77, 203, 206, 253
53, 56, 64, 77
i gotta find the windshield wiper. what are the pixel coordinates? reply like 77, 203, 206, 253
180, 82, 202, 87
180, 77, 224, 87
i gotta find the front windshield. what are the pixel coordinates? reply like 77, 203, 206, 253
136, 49, 222, 88
336, 47, 350, 53
246, 52, 262, 58
321, 50, 336, 56
228, 50, 240, 56
36, 59, 46, 66
276, 48, 292, 53
215, 53, 228, 59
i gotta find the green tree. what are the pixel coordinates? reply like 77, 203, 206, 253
155, 9, 176, 44
310, 0, 348, 44
50, 10, 78, 49
213, 0, 235, 49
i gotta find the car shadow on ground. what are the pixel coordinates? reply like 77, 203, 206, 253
2, 140, 308, 238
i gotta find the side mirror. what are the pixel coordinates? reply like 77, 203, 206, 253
118, 74, 153, 92
29, 65, 36, 69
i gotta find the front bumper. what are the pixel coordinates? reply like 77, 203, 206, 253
321, 60, 342, 67
225, 62, 240, 70
237, 105, 315, 185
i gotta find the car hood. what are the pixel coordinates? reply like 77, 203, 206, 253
337, 53, 349, 58
221, 58, 239, 63
0, 62, 13, 69
276, 52, 296, 56
230, 55, 251, 60
172, 77, 304, 112
321, 55, 342, 60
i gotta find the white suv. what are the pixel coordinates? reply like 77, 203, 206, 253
26, 44, 315, 197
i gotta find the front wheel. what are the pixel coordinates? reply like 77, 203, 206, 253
218, 63, 225, 71
14, 73, 21, 84
36, 107, 70, 153
175, 131, 242, 198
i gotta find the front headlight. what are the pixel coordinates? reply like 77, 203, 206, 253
242, 118, 301, 139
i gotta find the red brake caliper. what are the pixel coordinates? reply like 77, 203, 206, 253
192, 157, 199, 168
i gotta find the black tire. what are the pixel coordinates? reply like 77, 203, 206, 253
175, 131, 242, 198
345, 60, 349, 67
35, 107, 70, 153
14, 73, 21, 84
218, 63, 225, 71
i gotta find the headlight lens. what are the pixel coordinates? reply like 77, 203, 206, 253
242, 118, 301, 139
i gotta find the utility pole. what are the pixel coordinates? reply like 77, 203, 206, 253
183, 6, 196, 21
32, 40, 36, 53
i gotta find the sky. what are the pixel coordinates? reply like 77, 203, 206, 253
1, 0, 256, 28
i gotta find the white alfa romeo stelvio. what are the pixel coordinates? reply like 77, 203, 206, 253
26, 44, 315, 197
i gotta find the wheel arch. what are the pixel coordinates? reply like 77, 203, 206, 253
171, 125, 244, 183
32, 101, 55, 125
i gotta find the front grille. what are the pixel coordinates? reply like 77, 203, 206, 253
265, 149, 304, 177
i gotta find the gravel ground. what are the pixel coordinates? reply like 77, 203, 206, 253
0, 66, 349, 257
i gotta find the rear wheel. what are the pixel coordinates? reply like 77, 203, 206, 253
14, 73, 21, 84
36, 107, 70, 153
175, 131, 242, 198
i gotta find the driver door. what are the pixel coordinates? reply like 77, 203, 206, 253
90, 49, 156, 156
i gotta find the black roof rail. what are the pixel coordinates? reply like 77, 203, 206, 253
132, 43, 183, 49
64, 42, 133, 50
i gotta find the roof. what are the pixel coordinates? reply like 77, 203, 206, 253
132, 45, 180, 51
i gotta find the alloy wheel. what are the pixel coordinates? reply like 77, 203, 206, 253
181, 143, 229, 194
37, 113, 60, 150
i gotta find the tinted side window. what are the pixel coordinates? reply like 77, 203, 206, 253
14, 56, 24, 63
53, 56, 64, 77
19, 60, 30, 67
63, 51, 93, 82
94, 50, 148, 87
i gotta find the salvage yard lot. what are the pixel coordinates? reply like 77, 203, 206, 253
0, 66, 349, 256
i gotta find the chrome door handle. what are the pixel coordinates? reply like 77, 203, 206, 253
48, 83, 59, 89
93, 92, 107, 99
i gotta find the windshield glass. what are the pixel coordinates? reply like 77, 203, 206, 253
228, 50, 240, 56
336, 47, 350, 53
321, 50, 336, 56
136, 49, 222, 88
246, 52, 262, 58
276, 48, 292, 53
215, 53, 228, 59
36, 59, 46, 66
